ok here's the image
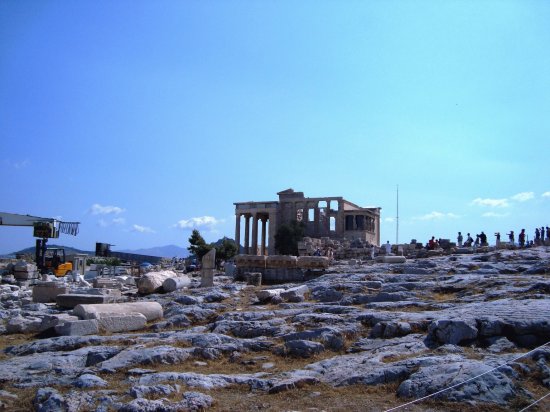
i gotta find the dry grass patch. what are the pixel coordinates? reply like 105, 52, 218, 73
0, 384, 41, 412
0, 333, 37, 360
430, 291, 458, 302
381, 350, 430, 364
202, 381, 511, 412
112, 348, 343, 377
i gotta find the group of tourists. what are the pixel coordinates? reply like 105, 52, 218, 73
503, 226, 550, 248
459, 226, 550, 248
456, 232, 488, 248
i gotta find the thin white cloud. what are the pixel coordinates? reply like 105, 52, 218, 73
542, 192, 550, 198
471, 198, 509, 208
90, 203, 125, 215
175, 216, 224, 230
98, 217, 126, 227
132, 224, 155, 233
4, 158, 31, 169
14, 159, 30, 169
98, 219, 109, 228
384, 217, 395, 223
511, 192, 534, 202
482, 212, 510, 218
414, 211, 459, 221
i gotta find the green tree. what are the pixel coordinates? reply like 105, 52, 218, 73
214, 237, 238, 262
274, 220, 305, 255
187, 229, 212, 260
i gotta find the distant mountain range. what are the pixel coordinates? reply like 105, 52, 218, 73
118, 245, 189, 258
3, 245, 93, 258
3, 244, 189, 259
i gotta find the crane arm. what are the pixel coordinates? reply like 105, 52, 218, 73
0, 212, 79, 237
0, 212, 55, 226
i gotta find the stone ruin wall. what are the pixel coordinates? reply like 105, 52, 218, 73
234, 189, 381, 257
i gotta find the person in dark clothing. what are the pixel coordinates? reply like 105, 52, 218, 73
519, 229, 526, 248
535, 228, 540, 245
507, 231, 515, 246
541, 227, 546, 243
479, 232, 487, 246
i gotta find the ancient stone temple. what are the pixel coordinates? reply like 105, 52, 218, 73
234, 188, 381, 255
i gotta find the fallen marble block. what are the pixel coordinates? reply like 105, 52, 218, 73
97, 313, 147, 333
137, 270, 178, 294
280, 285, 309, 302
162, 275, 191, 293
55, 319, 99, 336
6, 315, 42, 334
256, 288, 285, 303
39, 313, 79, 332
32, 282, 70, 303
93, 278, 122, 289
13, 270, 39, 280
377, 256, 407, 264
56, 293, 122, 309
73, 301, 163, 321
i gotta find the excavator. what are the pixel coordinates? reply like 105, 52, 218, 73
0, 212, 80, 277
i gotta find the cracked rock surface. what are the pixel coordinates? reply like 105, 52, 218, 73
1, 247, 550, 411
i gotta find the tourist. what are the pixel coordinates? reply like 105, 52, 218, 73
535, 228, 540, 245
457, 232, 463, 247
370, 245, 375, 260
428, 236, 437, 250
495, 232, 501, 248
508, 230, 515, 246
326, 247, 334, 262
480, 232, 487, 246
384, 241, 391, 254
519, 229, 526, 248
474, 235, 480, 247
465, 233, 474, 247
546, 227, 550, 244
541, 227, 545, 244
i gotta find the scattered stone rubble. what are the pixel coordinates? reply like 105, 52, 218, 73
0, 248, 549, 410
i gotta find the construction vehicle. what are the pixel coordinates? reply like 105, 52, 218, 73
0, 212, 80, 276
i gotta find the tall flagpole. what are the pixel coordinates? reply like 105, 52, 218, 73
396, 184, 399, 245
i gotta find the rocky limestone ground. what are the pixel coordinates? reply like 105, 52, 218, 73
1, 247, 550, 411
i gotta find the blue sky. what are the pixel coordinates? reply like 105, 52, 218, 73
1, 1, 549, 254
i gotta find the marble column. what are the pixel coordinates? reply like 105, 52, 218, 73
244, 214, 251, 254
261, 217, 267, 256
325, 200, 331, 232
251, 213, 259, 256
268, 212, 277, 255
314, 206, 320, 235
235, 214, 241, 254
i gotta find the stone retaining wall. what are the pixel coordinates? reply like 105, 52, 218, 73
235, 254, 328, 283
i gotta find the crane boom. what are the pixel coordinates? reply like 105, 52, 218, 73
0, 212, 79, 237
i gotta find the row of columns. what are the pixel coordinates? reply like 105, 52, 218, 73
235, 212, 271, 255
345, 214, 376, 232
282, 199, 343, 236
